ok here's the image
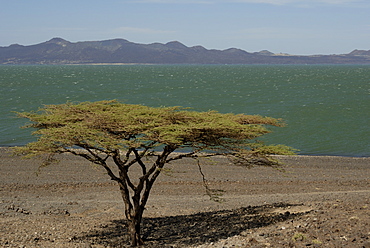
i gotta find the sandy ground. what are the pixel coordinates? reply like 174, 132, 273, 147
1, 148, 369, 247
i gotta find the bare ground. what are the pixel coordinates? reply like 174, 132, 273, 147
1, 148, 369, 247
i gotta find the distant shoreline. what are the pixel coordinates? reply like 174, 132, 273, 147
69, 63, 154, 65
0, 63, 370, 66
2, 147, 368, 159
2, 38, 370, 65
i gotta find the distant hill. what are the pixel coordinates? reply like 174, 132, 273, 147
1, 38, 370, 64
348, 49, 370, 57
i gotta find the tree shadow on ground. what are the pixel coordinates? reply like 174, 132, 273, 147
76, 202, 306, 247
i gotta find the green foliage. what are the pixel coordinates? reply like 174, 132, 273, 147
15, 100, 294, 160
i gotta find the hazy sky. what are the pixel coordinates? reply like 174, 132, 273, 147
1, 0, 369, 55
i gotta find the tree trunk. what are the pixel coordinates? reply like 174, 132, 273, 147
127, 217, 143, 247
117, 147, 173, 246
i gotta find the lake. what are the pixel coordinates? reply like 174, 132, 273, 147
1, 64, 369, 157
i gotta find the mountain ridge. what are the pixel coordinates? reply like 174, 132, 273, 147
1, 38, 369, 64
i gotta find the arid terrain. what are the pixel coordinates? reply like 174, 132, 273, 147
1, 148, 369, 247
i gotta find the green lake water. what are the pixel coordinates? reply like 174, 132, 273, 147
1, 64, 369, 156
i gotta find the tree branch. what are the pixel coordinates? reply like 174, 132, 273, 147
64, 147, 121, 183
196, 158, 224, 202
166, 151, 226, 163
133, 149, 148, 176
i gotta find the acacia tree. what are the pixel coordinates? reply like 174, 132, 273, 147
14, 100, 294, 246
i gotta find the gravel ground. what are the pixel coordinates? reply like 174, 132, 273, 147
1, 148, 369, 247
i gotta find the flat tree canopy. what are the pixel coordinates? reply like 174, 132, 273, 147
14, 100, 294, 246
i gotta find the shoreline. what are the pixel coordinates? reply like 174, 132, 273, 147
1, 146, 368, 159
